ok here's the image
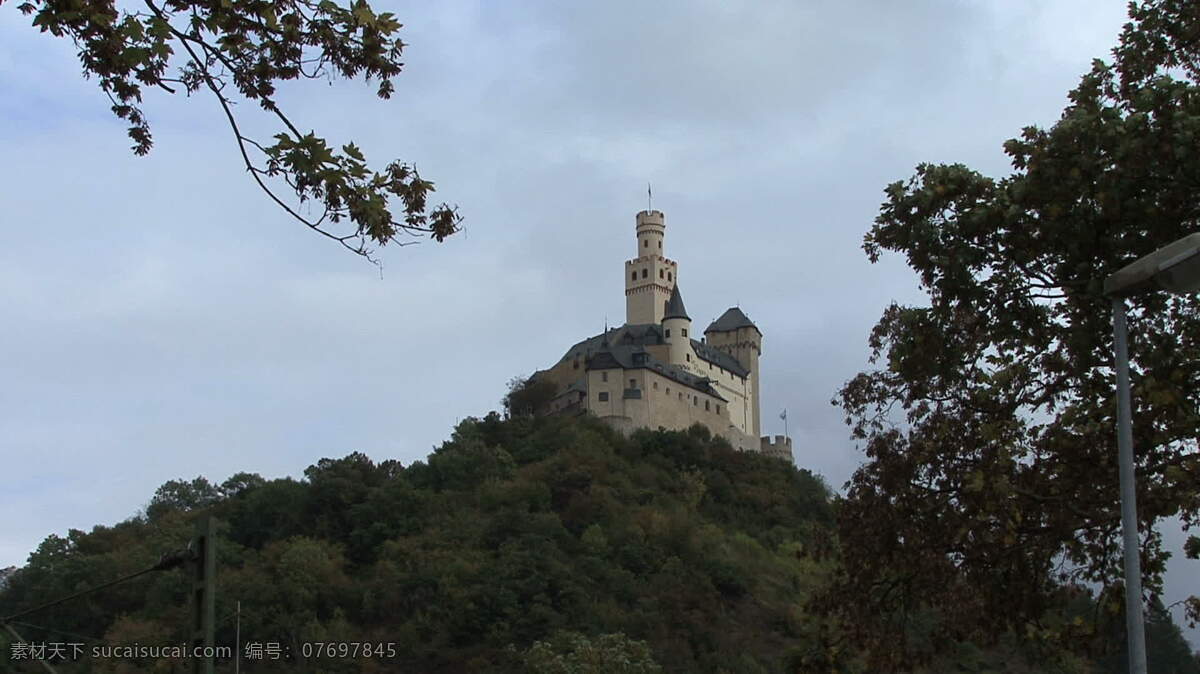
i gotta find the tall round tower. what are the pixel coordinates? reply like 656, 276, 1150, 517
636, 209, 665, 254
624, 209, 678, 325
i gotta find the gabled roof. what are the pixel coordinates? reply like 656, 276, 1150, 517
704, 307, 761, 335
664, 284, 690, 321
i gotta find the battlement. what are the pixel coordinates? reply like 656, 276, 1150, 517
636, 210, 665, 228
759, 435, 793, 461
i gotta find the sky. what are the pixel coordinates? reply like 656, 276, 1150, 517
2, 0, 1196, 649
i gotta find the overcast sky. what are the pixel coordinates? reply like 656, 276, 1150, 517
2, 0, 1196, 649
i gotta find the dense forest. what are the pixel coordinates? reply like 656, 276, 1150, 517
1, 414, 1196, 672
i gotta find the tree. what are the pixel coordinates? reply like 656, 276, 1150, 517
521, 631, 663, 674
503, 375, 559, 418
8, 0, 461, 259
830, 0, 1200, 663
145, 476, 222, 519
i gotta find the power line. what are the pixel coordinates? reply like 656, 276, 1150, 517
2, 548, 189, 624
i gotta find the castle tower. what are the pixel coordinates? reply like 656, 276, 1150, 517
704, 308, 763, 437
662, 284, 692, 365
625, 210, 678, 325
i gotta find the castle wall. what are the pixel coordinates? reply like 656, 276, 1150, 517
579, 366, 763, 453
666, 340, 753, 438
704, 326, 761, 438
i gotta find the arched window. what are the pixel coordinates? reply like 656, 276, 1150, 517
643, 239, 648, 248
659, 269, 664, 279
642, 269, 648, 279
631, 271, 637, 281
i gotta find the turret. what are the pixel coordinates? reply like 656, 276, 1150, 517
625, 209, 677, 325
704, 307, 763, 437
635, 209, 665, 255
662, 284, 692, 366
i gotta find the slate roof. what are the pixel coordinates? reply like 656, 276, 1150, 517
554, 321, 749, 388
704, 307, 761, 335
690, 339, 749, 377
585, 342, 727, 402
557, 324, 665, 364
664, 284, 690, 320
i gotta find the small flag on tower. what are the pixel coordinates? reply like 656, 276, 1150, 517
780, 409, 787, 421
647, 182, 652, 211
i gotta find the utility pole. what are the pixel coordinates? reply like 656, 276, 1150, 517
189, 515, 217, 674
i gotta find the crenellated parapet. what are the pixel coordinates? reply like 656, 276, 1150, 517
760, 435, 793, 462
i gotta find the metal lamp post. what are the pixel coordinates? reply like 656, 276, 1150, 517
1102, 232, 1200, 674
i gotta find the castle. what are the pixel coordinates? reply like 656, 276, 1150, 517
527, 208, 793, 462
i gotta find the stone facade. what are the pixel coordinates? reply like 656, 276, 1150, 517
530, 208, 792, 463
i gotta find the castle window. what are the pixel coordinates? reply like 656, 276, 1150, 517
632, 271, 637, 281
686, 354, 691, 362
682, 328, 688, 337
658, 240, 662, 249
573, 359, 579, 370
693, 396, 698, 406
598, 392, 609, 402
653, 381, 658, 390
705, 400, 710, 411
659, 269, 664, 279
668, 272, 673, 281
629, 378, 636, 388
642, 268, 648, 279
643, 239, 648, 248
678, 392, 683, 400
601, 371, 608, 382
716, 405, 721, 414
665, 328, 671, 338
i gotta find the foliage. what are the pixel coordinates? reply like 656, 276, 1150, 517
6, 0, 461, 258
503, 375, 560, 418
829, 0, 1200, 666
521, 631, 663, 673
0, 414, 841, 673
1094, 596, 1200, 673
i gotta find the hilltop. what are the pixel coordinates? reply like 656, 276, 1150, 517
2, 414, 1195, 672
0, 415, 837, 672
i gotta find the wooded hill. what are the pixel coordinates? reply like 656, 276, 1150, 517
0, 414, 1195, 672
